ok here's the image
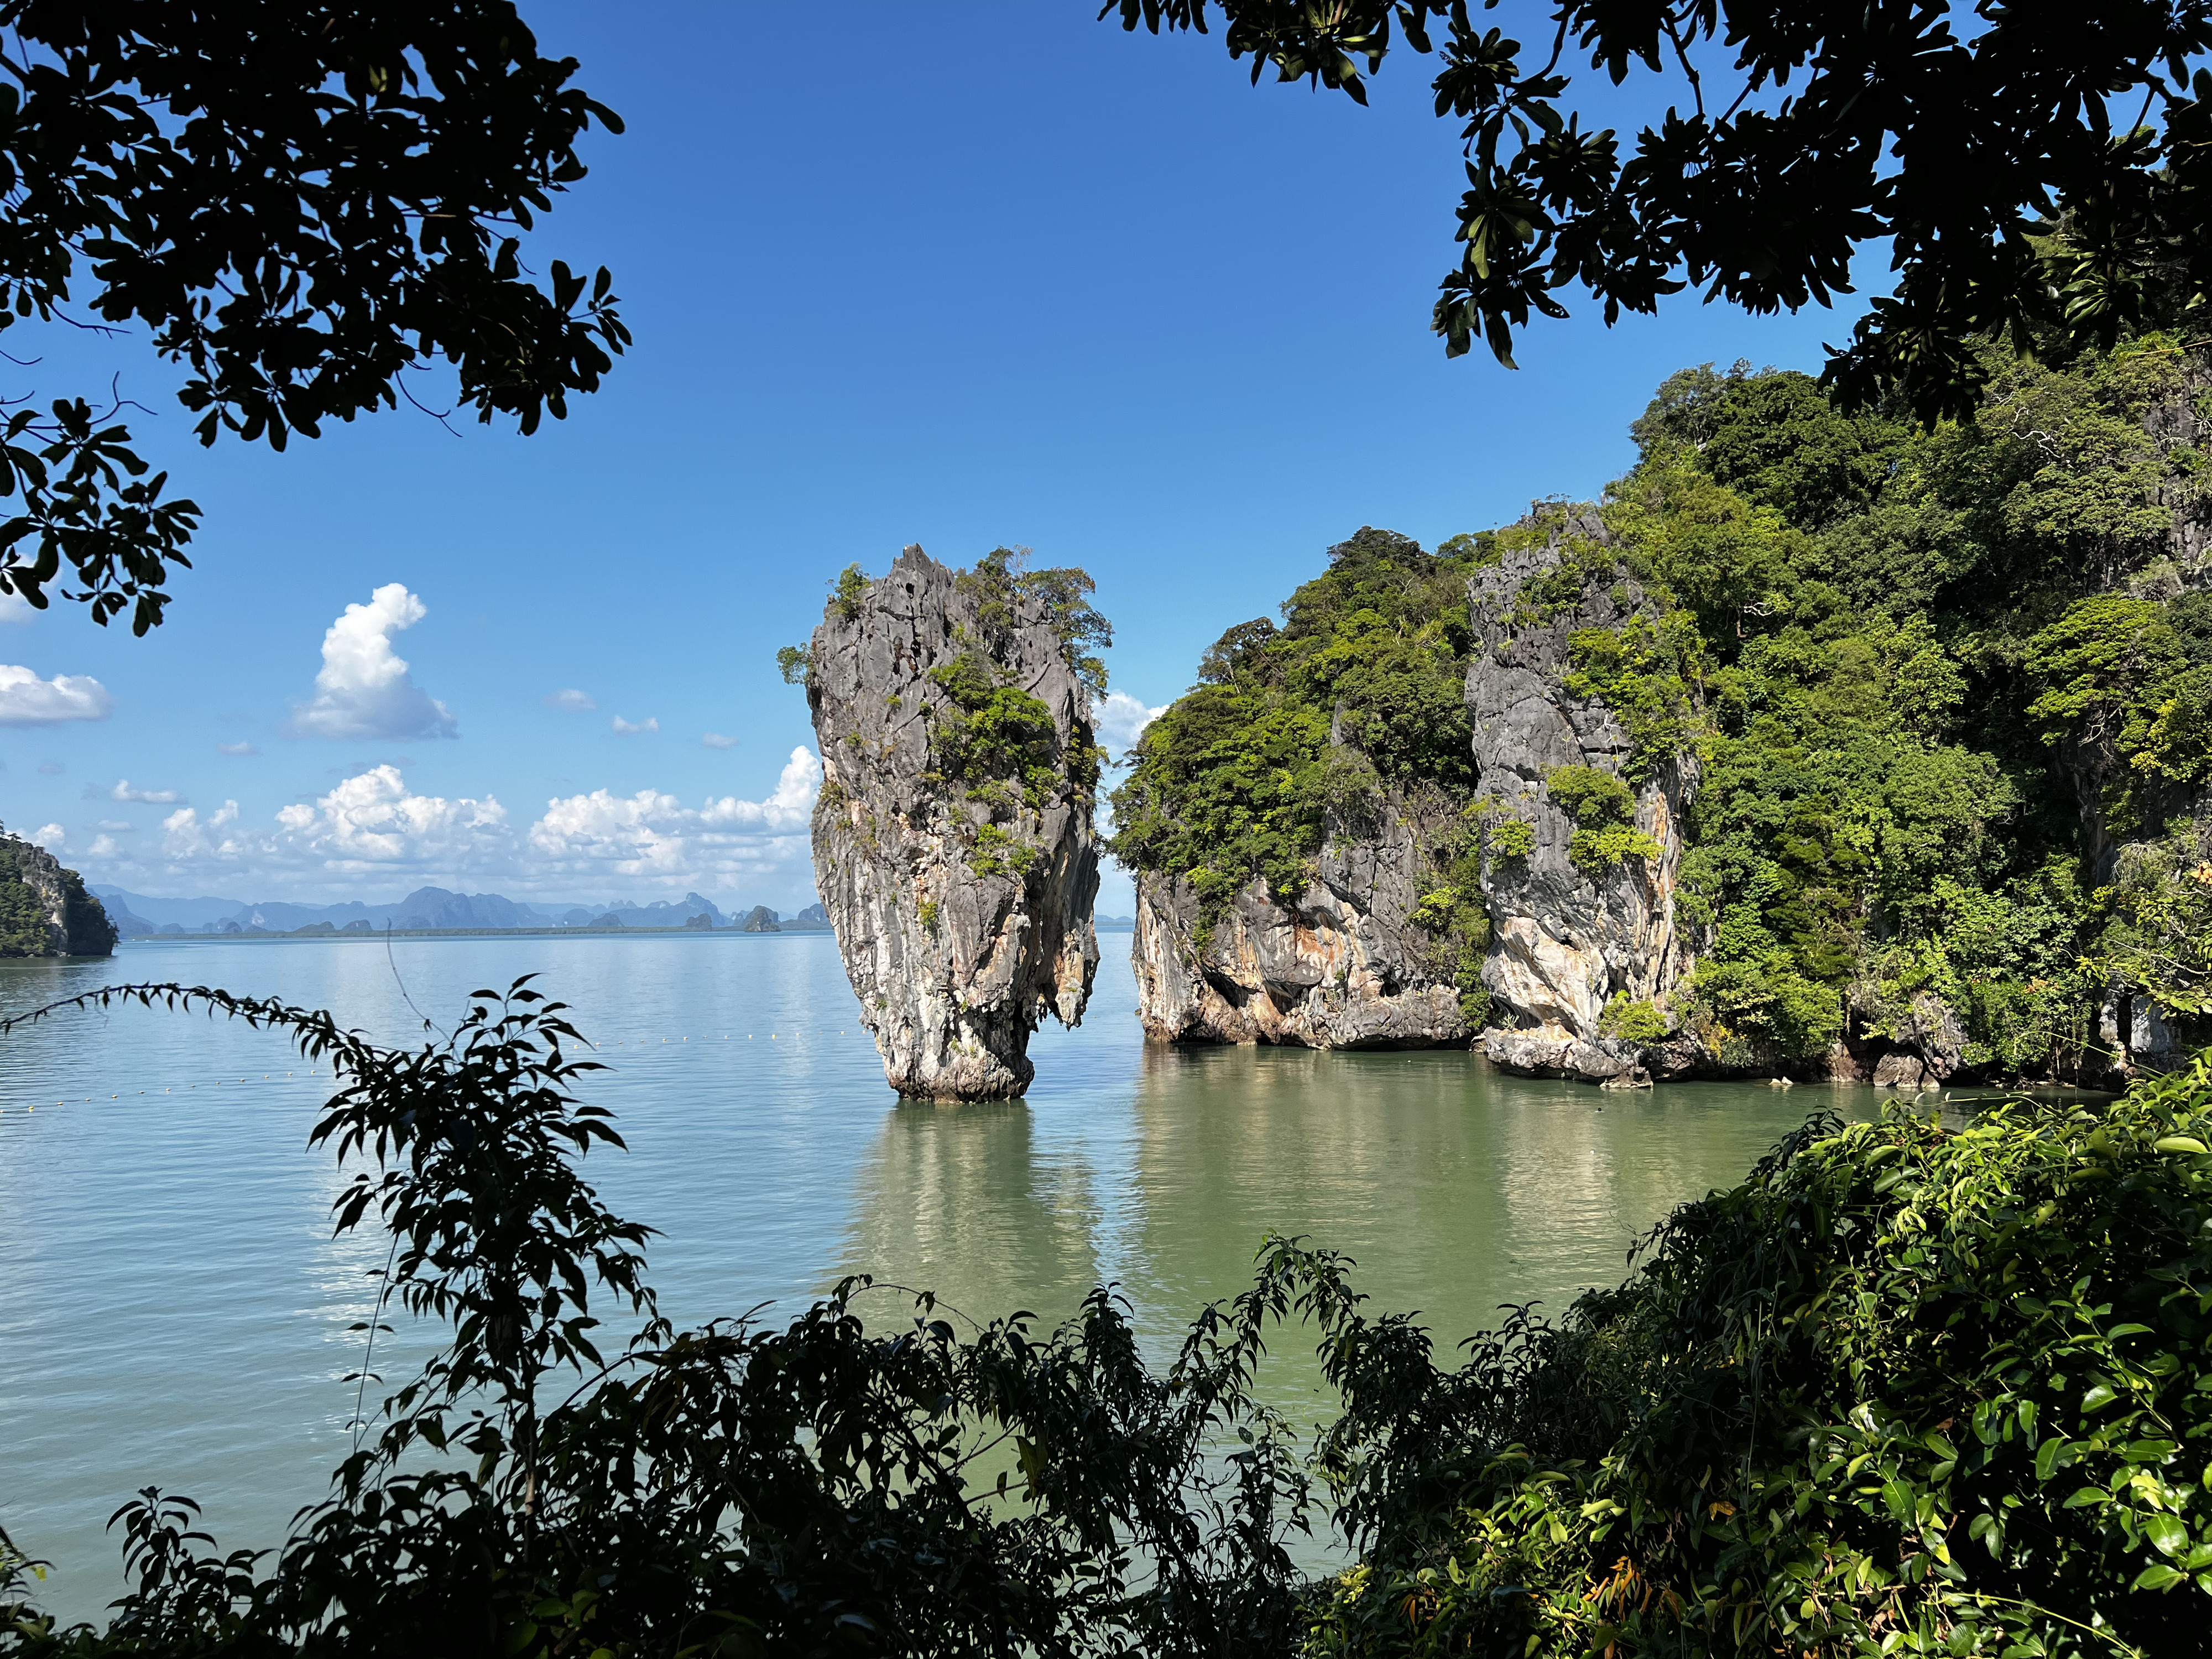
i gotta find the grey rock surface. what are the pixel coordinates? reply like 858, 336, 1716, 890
807, 546, 1100, 1098
1466, 510, 1698, 1081
1130, 785, 1470, 1048
1, 832, 117, 957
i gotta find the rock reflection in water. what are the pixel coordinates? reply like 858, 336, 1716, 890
837, 1034, 1881, 1401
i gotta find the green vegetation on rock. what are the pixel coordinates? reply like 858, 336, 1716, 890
1120, 337, 2212, 1080
0, 831, 114, 958
1109, 528, 1488, 915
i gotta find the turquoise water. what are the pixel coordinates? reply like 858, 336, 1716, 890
1, 932, 1879, 1625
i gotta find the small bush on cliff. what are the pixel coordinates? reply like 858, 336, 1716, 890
956, 545, 1114, 696
925, 650, 1064, 811
1597, 994, 1667, 1044
1545, 765, 1664, 874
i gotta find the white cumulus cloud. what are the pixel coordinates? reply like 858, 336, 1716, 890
160, 768, 510, 875
543, 688, 596, 712
273, 765, 509, 868
32, 822, 63, 848
95, 753, 822, 904
97, 779, 183, 805
611, 714, 659, 735
289, 584, 457, 741
0, 664, 113, 727
1097, 690, 1165, 756
527, 747, 819, 879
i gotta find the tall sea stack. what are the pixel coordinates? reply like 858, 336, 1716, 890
804, 546, 1102, 1099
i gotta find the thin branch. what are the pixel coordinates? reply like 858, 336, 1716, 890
1662, 6, 1704, 120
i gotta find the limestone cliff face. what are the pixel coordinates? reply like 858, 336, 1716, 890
1130, 786, 1470, 1048
1466, 513, 1698, 1083
0, 833, 117, 957
806, 546, 1100, 1099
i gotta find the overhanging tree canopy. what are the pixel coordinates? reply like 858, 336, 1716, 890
1107, 0, 2212, 421
0, 1, 625, 632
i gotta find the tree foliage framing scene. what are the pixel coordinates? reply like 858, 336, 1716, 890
1108, 0, 2212, 420
0, 0, 625, 632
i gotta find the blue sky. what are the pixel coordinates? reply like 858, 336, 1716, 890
0, 2, 1877, 915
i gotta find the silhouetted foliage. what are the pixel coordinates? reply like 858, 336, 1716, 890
0, 2, 625, 631
1110, 0, 2212, 421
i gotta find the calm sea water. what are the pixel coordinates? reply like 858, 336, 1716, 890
2, 931, 1880, 1624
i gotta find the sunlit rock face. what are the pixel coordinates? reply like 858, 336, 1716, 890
1465, 510, 1698, 1085
1130, 785, 1472, 1049
0, 832, 116, 958
805, 546, 1099, 1099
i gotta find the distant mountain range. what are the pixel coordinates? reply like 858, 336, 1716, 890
90, 885, 836, 938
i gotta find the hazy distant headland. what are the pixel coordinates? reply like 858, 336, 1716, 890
88, 883, 1139, 942
88, 884, 849, 941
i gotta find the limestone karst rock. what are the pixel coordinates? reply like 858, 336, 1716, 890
1129, 794, 1471, 1047
805, 546, 1102, 1098
1119, 529, 1484, 1049
1466, 508, 1698, 1084
0, 831, 118, 957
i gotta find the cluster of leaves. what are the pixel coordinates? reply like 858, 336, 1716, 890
1305, 1067, 2212, 1658
2023, 594, 2212, 828
1109, 528, 1488, 923
0, 979, 1334, 1659
1110, 1, 2212, 425
955, 546, 1114, 697
1559, 608, 1703, 782
0, 1, 624, 631
925, 650, 1074, 814
1543, 764, 1662, 873
1597, 993, 1667, 1044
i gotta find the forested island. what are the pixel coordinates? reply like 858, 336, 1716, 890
1114, 340, 2212, 1090
0, 829, 115, 958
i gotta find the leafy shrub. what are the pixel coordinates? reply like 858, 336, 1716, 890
956, 546, 1113, 695
1545, 765, 1663, 873
831, 561, 872, 618
926, 651, 1063, 810
1597, 994, 1667, 1044
1306, 1066, 2212, 1658
1486, 817, 1535, 859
